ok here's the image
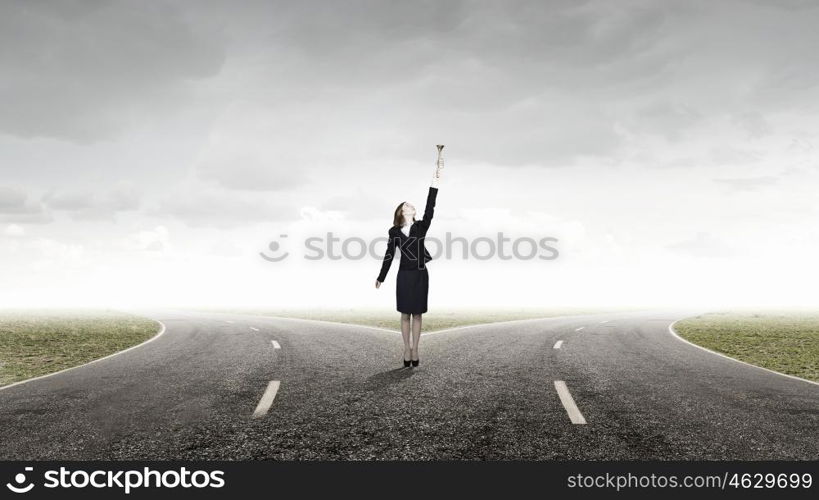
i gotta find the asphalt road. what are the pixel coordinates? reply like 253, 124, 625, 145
0, 310, 816, 460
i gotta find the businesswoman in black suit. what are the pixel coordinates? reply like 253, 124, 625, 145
375, 146, 444, 368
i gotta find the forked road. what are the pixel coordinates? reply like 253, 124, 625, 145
0, 310, 816, 460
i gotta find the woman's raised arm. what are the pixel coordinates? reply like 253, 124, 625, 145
419, 145, 443, 228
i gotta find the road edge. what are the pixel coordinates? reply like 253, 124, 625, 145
423, 311, 632, 336
210, 309, 637, 337
0, 319, 167, 392
668, 319, 819, 388
233, 312, 401, 335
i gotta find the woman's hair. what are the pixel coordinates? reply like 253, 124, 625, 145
393, 202, 415, 227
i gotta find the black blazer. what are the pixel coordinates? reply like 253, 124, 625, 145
376, 186, 438, 283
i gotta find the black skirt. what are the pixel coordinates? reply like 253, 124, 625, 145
396, 268, 429, 314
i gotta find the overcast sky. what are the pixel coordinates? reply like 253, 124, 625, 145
2, 0, 818, 309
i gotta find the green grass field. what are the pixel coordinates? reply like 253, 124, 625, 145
0, 310, 161, 387
219, 307, 615, 332
674, 312, 819, 383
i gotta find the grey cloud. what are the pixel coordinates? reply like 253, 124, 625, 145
0, 186, 52, 224
0, 0, 226, 142
745, 0, 819, 9
320, 190, 389, 221
153, 190, 295, 228
258, 0, 819, 164
43, 186, 141, 220
730, 110, 772, 138
662, 157, 700, 168
106, 188, 141, 212
196, 155, 307, 191
0, 186, 35, 213
43, 191, 94, 211
708, 147, 764, 166
632, 101, 703, 141
657, 147, 765, 169
202, 0, 680, 167
786, 138, 814, 154
2, 0, 818, 177
263, 0, 673, 86
713, 176, 779, 192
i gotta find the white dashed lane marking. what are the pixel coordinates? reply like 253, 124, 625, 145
575, 327, 584, 332
553, 340, 564, 349
271, 340, 281, 349
249, 327, 259, 332
554, 381, 587, 425
252, 380, 280, 418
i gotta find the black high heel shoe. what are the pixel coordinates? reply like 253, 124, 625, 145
410, 347, 419, 367
403, 359, 411, 368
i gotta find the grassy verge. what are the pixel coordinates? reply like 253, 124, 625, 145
0, 310, 161, 387
674, 311, 819, 383
216, 307, 617, 332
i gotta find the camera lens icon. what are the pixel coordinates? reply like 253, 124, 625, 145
6, 467, 34, 493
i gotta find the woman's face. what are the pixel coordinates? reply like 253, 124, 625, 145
401, 202, 416, 224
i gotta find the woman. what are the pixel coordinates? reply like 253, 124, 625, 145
375, 145, 444, 368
